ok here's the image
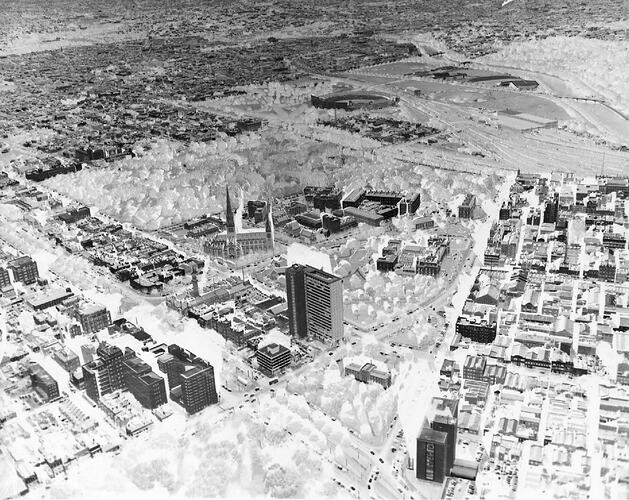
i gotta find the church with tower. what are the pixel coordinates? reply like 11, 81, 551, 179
203, 186, 275, 261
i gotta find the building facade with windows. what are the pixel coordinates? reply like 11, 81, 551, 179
417, 428, 448, 482
79, 305, 111, 334
29, 363, 59, 401
285, 264, 344, 344
431, 397, 459, 475
179, 365, 218, 414
344, 362, 392, 388
416, 397, 459, 483
256, 343, 291, 377
285, 264, 307, 338
7, 256, 39, 285
157, 344, 218, 414
122, 352, 167, 409
0, 267, 11, 289
304, 267, 344, 344
82, 343, 126, 402
458, 195, 476, 220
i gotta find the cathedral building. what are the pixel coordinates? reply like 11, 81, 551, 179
203, 186, 274, 261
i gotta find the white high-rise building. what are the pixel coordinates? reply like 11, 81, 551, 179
304, 267, 344, 344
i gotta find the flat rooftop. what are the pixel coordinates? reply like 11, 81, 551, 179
79, 304, 107, 315
419, 427, 447, 443
258, 342, 290, 358
8, 256, 34, 266
305, 266, 341, 284
27, 288, 73, 308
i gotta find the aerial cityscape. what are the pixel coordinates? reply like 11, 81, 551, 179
0, 1, 628, 499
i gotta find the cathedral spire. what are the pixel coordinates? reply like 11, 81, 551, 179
265, 200, 275, 252
225, 185, 235, 234
265, 201, 273, 234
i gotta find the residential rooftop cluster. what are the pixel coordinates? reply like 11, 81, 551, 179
1, 0, 624, 60
429, 0, 626, 57
0, 175, 207, 297
186, 281, 286, 349
0, 34, 417, 164
48, 213, 203, 297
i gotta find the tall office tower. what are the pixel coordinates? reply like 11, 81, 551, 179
180, 365, 218, 414
543, 193, 559, 224
429, 397, 459, 475
285, 264, 344, 344
304, 267, 344, 344
285, 264, 307, 338
416, 428, 448, 483
82, 342, 126, 401
96, 342, 127, 390
157, 344, 218, 414
122, 353, 168, 409
416, 397, 459, 483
